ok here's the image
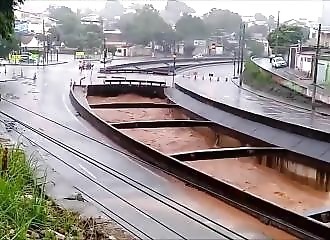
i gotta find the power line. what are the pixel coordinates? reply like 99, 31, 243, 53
0, 118, 151, 240
0, 107, 247, 239
0, 96, 310, 238
0, 116, 186, 240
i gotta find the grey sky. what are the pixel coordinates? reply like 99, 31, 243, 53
21, 0, 323, 22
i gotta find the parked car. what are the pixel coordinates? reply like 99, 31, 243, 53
271, 56, 287, 68
0, 58, 8, 66
269, 54, 282, 63
193, 53, 204, 59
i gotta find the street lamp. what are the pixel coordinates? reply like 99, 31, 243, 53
172, 53, 176, 87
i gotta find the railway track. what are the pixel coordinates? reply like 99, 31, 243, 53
0, 97, 253, 239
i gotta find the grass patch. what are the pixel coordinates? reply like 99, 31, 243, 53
243, 60, 273, 87
0, 145, 128, 239
243, 60, 327, 108
0, 146, 84, 239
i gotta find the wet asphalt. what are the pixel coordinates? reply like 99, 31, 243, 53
176, 64, 330, 134
0, 57, 276, 239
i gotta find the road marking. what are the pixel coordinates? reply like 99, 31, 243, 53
79, 164, 97, 179
61, 94, 88, 130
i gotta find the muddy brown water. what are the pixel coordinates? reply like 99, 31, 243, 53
187, 158, 330, 214
87, 94, 329, 238
88, 94, 330, 212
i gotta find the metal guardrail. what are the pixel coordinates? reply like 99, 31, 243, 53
90, 103, 178, 109
171, 147, 287, 161
86, 84, 166, 99
100, 57, 234, 72
70, 85, 329, 239
103, 79, 166, 87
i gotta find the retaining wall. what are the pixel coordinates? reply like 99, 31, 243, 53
70, 84, 329, 239
251, 58, 330, 104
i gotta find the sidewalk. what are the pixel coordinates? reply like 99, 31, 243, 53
253, 58, 330, 105
176, 66, 330, 135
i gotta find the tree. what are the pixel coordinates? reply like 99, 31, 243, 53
117, 12, 135, 29
47, 6, 102, 50
183, 43, 195, 57
203, 9, 242, 35
160, 0, 195, 25
0, 0, 24, 40
246, 40, 265, 57
254, 13, 267, 21
175, 14, 208, 40
121, 5, 173, 46
268, 15, 277, 30
246, 24, 268, 38
267, 25, 306, 53
108, 46, 117, 55
100, 0, 125, 20
48, 6, 81, 36
0, 37, 19, 57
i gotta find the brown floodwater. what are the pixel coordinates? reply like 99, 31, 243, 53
88, 94, 187, 123
122, 127, 215, 154
187, 158, 330, 213
86, 94, 305, 238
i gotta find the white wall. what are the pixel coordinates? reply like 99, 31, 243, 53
296, 54, 313, 72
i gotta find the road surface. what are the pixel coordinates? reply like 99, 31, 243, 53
0, 58, 288, 239
176, 64, 330, 135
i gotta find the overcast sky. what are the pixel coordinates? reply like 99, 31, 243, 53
21, 0, 323, 22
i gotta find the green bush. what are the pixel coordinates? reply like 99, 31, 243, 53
0, 146, 83, 239
244, 60, 272, 85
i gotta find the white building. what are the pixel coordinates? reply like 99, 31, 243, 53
81, 14, 101, 25
294, 51, 328, 84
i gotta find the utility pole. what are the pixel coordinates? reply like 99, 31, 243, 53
172, 39, 176, 87
233, 51, 236, 77
46, 35, 49, 65
42, 19, 45, 66
237, 23, 242, 75
312, 23, 321, 110
239, 23, 246, 86
275, 11, 280, 55
102, 18, 106, 72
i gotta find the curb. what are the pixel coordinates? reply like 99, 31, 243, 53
230, 78, 330, 117
251, 58, 330, 105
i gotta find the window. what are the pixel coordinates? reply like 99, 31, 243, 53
307, 58, 312, 62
